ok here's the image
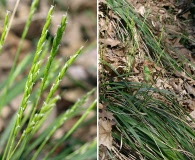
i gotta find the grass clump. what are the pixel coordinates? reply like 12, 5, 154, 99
99, 0, 195, 159
101, 81, 195, 159
106, 0, 195, 78
0, 1, 96, 160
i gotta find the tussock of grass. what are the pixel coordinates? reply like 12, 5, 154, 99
99, 0, 195, 159
106, 0, 194, 79
102, 81, 195, 159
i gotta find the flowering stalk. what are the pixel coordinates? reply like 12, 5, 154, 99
4, 6, 54, 160
0, 11, 10, 54
32, 88, 96, 160
28, 14, 67, 126
44, 99, 97, 159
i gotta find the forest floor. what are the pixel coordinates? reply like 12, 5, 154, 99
99, 0, 195, 159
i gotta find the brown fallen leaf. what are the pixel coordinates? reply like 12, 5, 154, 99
169, 78, 183, 94
136, 5, 145, 16
174, 71, 194, 81
99, 110, 114, 121
99, 103, 108, 109
99, 0, 106, 3
99, 119, 113, 150
185, 83, 195, 97
184, 99, 195, 110
99, 38, 120, 47
189, 110, 195, 119
187, 110, 195, 128
99, 103, 104, 109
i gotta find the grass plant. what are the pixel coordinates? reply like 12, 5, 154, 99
106, 0, 195, 79
0, 1, 96, 160
99, 0, 195, 159
101, 81, 195, 159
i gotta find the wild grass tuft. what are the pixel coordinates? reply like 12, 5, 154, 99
101, 81, 195, 159
100, 0, 195, 159
106, 0, 194, 79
